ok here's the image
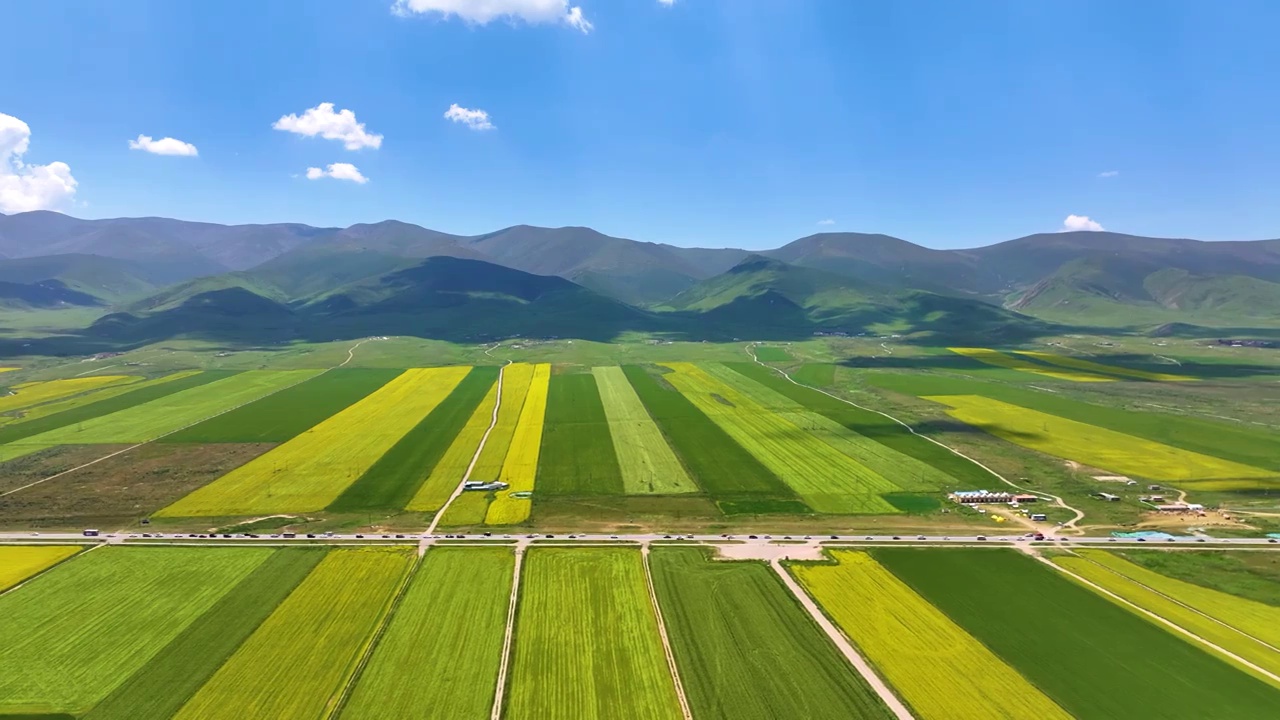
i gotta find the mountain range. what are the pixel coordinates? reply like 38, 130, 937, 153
1, 210, 1278, 349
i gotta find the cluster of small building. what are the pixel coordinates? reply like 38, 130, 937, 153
949, 490, 1039, 505
463, 481, 508, 492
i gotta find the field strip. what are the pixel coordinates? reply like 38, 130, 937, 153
0, 544, 94, 597
769, 558, 914, 720
745, 344, 1086, 529
1038, 554, 1280, 685
949, 347, 1114, 382
428, 361, 510, 537
489, 541, 525, 720
74, 364, 119, 376
1074, 553, 1280, 654
641, 544, 693, 720
325, 553, 423, 719
0, 338, 373, 502
1013, 350, 1193, 382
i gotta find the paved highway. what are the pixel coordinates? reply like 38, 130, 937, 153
1, 531, 1277, 547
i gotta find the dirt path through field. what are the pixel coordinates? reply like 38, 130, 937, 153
1038, 554, 1280, 684
427, 360, 511, 539
490, 539, 527, 720
769, 558, 915, 719
640, 544, 693, 720
745, 343, 1087, 532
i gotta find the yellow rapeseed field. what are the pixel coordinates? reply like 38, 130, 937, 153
485, 363, 550, 525
159, 367, 471, 516
405, 382, 499, 512
793, 551, 1071, 720
0, 545, 80, 591
0, 375, 141, 414
1013, 351, 1192, 382
468, 363, 535, 483
949, 347, 1113, 382
926, 394, 1275, 482
1055, 552, 1280, 687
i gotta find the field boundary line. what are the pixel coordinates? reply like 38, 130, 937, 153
325, 551, 422, 719
1039, 554, 1280, 685
0, 542, 102, 598
490, 541, 525, 720
769, 558, 915, 719
428, 360, 511, 537
1074, 554, 1280, 655
0, 338, 373, 504
744, 343, 1087, 530
641, 544, 693, 720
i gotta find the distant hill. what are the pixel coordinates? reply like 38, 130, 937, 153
2, 210, 1280, 337
664, 255, 1046, 341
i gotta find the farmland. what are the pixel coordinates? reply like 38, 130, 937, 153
342, 547, 513, 719
592, 366, 696, 494
172, 547, 413, 720
158, 367, 471, 516
0, 370, 316, 462
875, 548, 1280, 718
506, 547, 683, 719
0, 546, 271, 714
792, 550, 1070, 719
1054, 550, 1280, 682
1012, 350, 1192, 382
164, 368, 399, 443
621, 365, 791, 504
82, 548, 327, 720
0, 375, 140, 415
661, 362, 898, 514
330, 366, 498, 512
1114, 550, 1280, 606
536, 373, 624, 496
925, 394, 1277, 484
650, 547, 892, 719
486, 363, 551, 525
0, 544, 79, 591
406, 380, 500, 513
865, 371, 1280, 473
949, 347, 1114, 382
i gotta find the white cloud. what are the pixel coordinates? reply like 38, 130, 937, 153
444, 104, 496, 131
128, 134, 199, 156
305, 163, 369, 184
274, 103, 383, 150
1098, 170, 1119, 178
817, 219, 836, 226
0, 113, 78, 213
392, 0, 592, 33
1061, 214, 1104, 232
658, 0, 676, 5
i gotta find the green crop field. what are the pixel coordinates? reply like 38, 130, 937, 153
622, 365, 794, 503
536, 373, 624, 496
0, 370, 231, 447
662, 363, 897, 514
1114, 550, 1280, 607
83, 548, 327, 720
592, 366, 696, 494
726, 362, 992, 487
172, 547, 413, 720
0, 371, 318, 462
0, 372, 199, 430
705, 363, 955, 491
1054, 550, 1280, 684
752, 346, 792, 362
650, 547, 892, 719
329, 366, 498, 511
791, 363, 836, 387
506, 547, 683, 720
159, 367, 470, 516
164, 369, 399, 443
342, 546, 513, 719
927, 394, 1276, 485
865, 372, 1280, 473
0, 546, 271, 715
793, 550, 1069, 720
874, 548, 1280, 719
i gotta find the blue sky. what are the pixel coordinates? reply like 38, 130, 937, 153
3, 0, 1278, 249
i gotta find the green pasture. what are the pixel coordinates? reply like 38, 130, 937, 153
536, 373, 625, 496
